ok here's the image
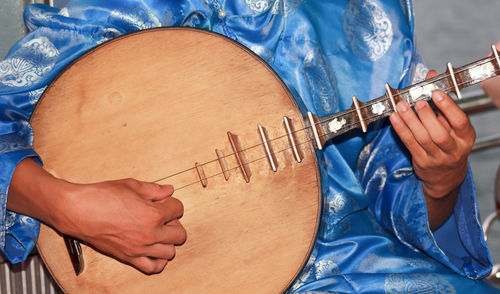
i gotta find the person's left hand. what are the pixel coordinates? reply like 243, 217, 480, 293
480, 42, 500, 108
389, 70, 476, 229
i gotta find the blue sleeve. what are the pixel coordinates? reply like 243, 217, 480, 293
0, 133, 41, 263
0, 3, 105, 263
357, 124, 492, 279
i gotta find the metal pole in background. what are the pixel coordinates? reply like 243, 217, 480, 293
457, 92, 500, 152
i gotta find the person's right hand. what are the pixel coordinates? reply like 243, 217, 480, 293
8, 159, 187, 274
61, 178, 187, 274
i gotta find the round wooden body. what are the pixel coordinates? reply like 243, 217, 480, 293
32, 28, 320, 293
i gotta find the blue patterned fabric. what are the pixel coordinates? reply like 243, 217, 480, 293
0, 0, 498, 292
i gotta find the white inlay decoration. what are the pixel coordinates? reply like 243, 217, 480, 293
371, 102, 386, 115
328, 118, 347, 133
409, 84, 436, 102
468, 62, 495, 84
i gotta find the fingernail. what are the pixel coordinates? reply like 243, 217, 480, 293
390, 113, 401, 124
433, 91, 444, 102
162, 184, 174, 190
397, 102, 408, 112
415, 101, 426, 110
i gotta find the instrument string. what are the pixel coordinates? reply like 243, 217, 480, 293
314, 56, 498, 127
156, 130, 316, 190
154, 60, 500, 189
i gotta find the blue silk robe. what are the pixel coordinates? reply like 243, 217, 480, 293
0, 0, 498, 292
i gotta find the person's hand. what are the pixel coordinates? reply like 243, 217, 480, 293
480, 42, 500, 109
8, 159, 186, 274
60, 178, 187, 274
389, 70, 476, 229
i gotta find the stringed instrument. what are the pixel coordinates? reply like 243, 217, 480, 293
32, 27, 500, 293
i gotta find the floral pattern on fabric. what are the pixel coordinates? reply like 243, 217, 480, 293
0, 1, 496, 292
344, 0, 393, 61
0, 37, 59, 88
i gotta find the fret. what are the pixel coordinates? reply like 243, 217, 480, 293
215, 149, 230, 180
227, 131, 251, 183
195, 162, 208, 187
385, 83, 399, 112
446, 62, 462, 99
352, 96, 367, 132
493, 45, 500, 69
283, 116, 303, 163
307, 111, 326, 150
258, 123, 278, 172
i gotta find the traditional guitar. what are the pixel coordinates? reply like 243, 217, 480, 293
33, 27, 321, 294
32, 27, 500, 293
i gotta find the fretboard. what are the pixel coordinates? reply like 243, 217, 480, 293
307, 46, 500, 149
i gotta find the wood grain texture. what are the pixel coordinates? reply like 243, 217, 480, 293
32, 28, 320, 293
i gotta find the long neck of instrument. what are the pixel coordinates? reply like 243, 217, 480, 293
308, 46, 500, 150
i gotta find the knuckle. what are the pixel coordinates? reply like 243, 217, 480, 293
154, 260, 168, 273
436, 159, 447, 168
165, 245, 176, 260
129, 242, 149, 257
124, 177, 136, 184
416, 134, 427, 144
471, 131, 477, 144
138, 260, 156, 274
148, 208, 164, 224
446, 152, 464, 168
141, 230, 159, 245
169, 197, 185, 218
419, 137, 433, 149
120, 241, 141, 257
123, 178, 140, 189
392, 123, 407, 136
119, 248, 135, 259
177, 199, 185, 215
467, 129, 477, 147
173, 197, 184, 210
449, 157, 461, 168
415, 160, 430, 171
133, 228, 157, 246
123, 247, 137, 258
144, 236, 157, 246
433, 134, 449, 146
454, 115, 470, 129
405, 140, 419, 152
456, 153, 468, 165
178, 226, 188, 244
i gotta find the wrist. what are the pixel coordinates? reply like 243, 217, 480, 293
422, 183, 460, 230
7, 159, 78, 234
420, 162, 467, 200
422, 183, 459, 200
40, 178, 81, 235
